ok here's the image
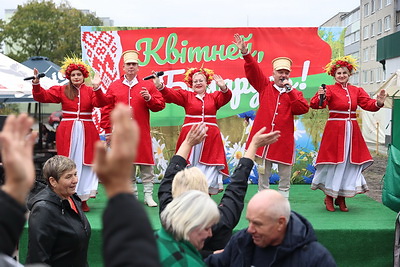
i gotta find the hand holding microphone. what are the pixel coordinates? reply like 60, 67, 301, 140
24, 73, 45, 81
319, 84, 326, 107
280, 78, 292, 92
143, 71, 164, 80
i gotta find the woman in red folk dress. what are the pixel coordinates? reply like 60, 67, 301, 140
310, 56, 387, 212
154, 68, 232, 194
31, 57, 110, 212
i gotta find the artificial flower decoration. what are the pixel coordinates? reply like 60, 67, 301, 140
183, 67, 214, 87
60, 55, 91, 80
324, 55, 358, 77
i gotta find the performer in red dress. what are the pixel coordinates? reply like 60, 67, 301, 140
233, 33, 309, 198
310, 55, 387, 212
32, 57, 110, 211
153, 68, 232, 194
100, 50, 165, 207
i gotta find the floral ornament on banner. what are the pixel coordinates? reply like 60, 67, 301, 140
183, 67, 214, 87
324, 55, 358, 77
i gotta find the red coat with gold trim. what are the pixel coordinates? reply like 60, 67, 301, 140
160, 87, 231, 176
243, 54, 309, 165
310, 82, 381, 165
100, 76, 165, 165
32, 83, 110, 165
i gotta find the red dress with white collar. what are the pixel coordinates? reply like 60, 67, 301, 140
32, 83, 109, 165
310, 82, 380, 166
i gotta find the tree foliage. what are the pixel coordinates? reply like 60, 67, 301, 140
0, 0, 102, 65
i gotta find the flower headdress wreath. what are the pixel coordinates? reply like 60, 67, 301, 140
60, 55, 91, 80
183, 67, 214, 87
324, 55, 358, 77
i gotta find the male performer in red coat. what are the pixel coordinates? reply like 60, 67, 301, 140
101, 50, 165, 207
234, 34, 309, 198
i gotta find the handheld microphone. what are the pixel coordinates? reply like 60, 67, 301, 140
319, 84, 326, 107
280, 78, 291, 91
24, 73, 46, 81
143, 71, 164, 80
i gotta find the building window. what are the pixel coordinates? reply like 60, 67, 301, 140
363, 25, 370, 39
370, 45, 376, 60
363, 71, 368, 84
385, 0, 392, 6
350, 72, 360, 85
371, 0, 376, 13
364, 3, 370, 17
370, 70, 375, 83
355, 30, 360, 42
396, 11, 400, 25
384, 15, 391, 31
363, 48, 369, 62
377, 0, 383, 9
376, 68, 381, 83
377, 19, 383, 34
370, 22, 375, 37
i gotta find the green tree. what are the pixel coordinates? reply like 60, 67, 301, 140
318, 28, 346, 59
0, 0, 102, 65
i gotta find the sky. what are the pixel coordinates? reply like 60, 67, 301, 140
0, 0, 360, 27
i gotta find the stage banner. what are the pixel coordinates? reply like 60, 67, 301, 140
81, 27, 333, 127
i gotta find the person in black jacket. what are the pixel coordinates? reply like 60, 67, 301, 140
158, 123, 281, 256
0, 113, 37, 266
26, 155, 91, 266
205, 189, 337, 267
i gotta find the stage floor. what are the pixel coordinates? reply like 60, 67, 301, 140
20, 184, 396, 267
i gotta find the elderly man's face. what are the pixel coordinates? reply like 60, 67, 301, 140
246, 204, 283, 248
123, 62, 139, 77
273, 69, 290, 87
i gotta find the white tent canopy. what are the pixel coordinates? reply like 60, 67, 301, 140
373, 69, 400, 108
0, 53, 57, 102
361, 69, 400, 145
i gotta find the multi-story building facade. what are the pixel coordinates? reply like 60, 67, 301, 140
342, 7, 361, 85
360, 0, 398, 94
321, 0, 399, 94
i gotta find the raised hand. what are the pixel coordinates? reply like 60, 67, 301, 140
93, 104, 139, 198
151, 71, 164, 89
32, 68, 40, 84
213, 74, 228, 91
177, 123, 208, 159
376, 89, 387, 107
245, 127, 281, 160
233, 33, 248, 54
91, 72, 101, 90
0, 114, 37, 204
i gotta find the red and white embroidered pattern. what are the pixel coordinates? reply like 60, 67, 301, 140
81, 30, 123, 134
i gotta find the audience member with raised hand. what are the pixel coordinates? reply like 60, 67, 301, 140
156, 190, 220, 266
158, 123, 280, 256
0, 114, 37, 265
93, 103, 161, 267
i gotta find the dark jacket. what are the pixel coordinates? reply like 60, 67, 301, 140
205, 211, 337, 267
0, 190, 26, 257
26, 186, 91, 267
103, 193, 161, 267
158, 155, 253, 256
